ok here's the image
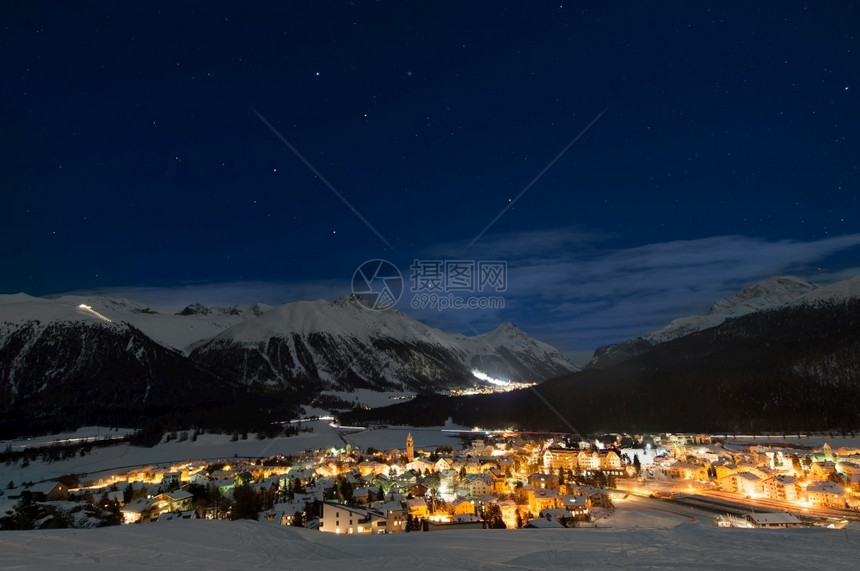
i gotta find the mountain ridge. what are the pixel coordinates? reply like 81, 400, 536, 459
0, 292, 576, 435
343, 297, 860, 433
589, 274, 858, 368
187, 295, 576, 392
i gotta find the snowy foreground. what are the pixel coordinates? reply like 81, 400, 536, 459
1, 517, 859, 570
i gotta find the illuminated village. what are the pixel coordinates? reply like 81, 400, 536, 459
5, 429, 858, 532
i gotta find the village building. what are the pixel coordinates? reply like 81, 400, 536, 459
405, 497, 429, 518
21, 481, 69, 502
744, 512, 803, 528
543, 448, 580, 471
405, 433, 414, 462
451, 498, 476, 515
528, 473, 559, 490
560, 494, 589, 519
319, 501, 405, 534
764, 475, 798, 501
806, 482, 846, 508
524, 486, 561, 514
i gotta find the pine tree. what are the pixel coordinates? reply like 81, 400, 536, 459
484, 504, 506, 529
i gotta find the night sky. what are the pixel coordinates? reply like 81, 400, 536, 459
2, 2, 858, 351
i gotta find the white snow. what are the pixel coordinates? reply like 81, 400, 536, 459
646, 275, 857, 344
211, 297, 474, 348
1, 426, 134, 452
3, 429, 860, 567
796, 275, 860, 305
202, 297, 576, 382
318, 389, 416, 409
0, 294, 576, 378
0, 423, 466, 485
708, 276, 818, 315
0, 295, 266, 351
339, 425, 465, 452
0, 516, 858, 569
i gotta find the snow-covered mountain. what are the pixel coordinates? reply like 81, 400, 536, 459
795, 275, 860, 305
0, 316, 244, 437
0, 294, 269, 350
646, 276, 818, 345
176, 302, 271, 318
0, 292, 575, 434
188, 295, 576, 393
590, 275, 856, 368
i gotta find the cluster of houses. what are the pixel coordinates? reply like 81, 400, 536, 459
11, 432, 619, 531
7, 432, 858, 532
305, 433, 620, 533
655, 436, 860, 510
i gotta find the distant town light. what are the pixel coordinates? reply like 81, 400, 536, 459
471, 370, 510, 386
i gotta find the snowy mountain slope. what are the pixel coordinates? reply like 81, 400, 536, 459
795, 275, 860, 304
0, 295, 268, 350
360, 298, 860, 432
707, 276, 818, 315
0, 318, 245, 437
646, 276, 818, 345
0, 292, 575, 433
188, 295, 576, 393
591, 275, 855, 368
0, 294, 120, 325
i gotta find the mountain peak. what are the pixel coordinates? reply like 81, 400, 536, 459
177, 303, 271, 318
708, 276, 818, 315
177, 303, 212, 316
333, 294, 365, 307
493, 321, 521, 334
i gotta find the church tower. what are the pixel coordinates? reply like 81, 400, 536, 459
406, 433, 414, 462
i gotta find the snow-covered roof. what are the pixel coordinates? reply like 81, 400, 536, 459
121, 498, 156, 514
746, 512, 801, 525
372, 500, 405, 515
561, 495, 587, 507
25, 481, 64, 495
525, 517, 564, 528
539, 508, 569, 518
166, 489, 193, 501
807, 482, 844, 494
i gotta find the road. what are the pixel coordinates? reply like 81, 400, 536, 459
616, 478, 859, 522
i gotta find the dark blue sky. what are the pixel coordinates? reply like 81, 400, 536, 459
2, 2, 858, 350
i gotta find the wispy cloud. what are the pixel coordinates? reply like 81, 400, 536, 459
59, 230, 860, 352
484, 231, 860, 349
